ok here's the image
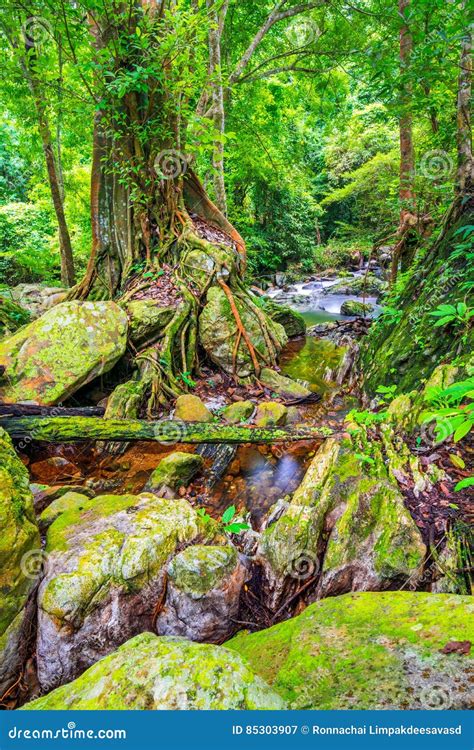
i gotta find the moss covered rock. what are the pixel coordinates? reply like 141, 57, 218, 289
327, 274, 386, 299
0, 294, 31, 338
24, 632, 286, 710
262, 299, 306, 338
36, 492, 203, 690
228, 591, 473, 709
126, 300, 175, 346
145, 451, 204, 492
340, 300, 374, 316
199, 287, 287, 378
39, 491, 90, 531
0, 301, 128, 405
255, 401, 288, 427
222, 400, 255, 424
174, 394, 213, 422
259, 437, 425, 607
0, 427, 41, 694
156, 545, 246, 642
260, 368, 311, 400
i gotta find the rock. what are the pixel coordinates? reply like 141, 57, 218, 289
255, 401, 288, 428
0, 301, 128, 405
174, 394, 213, 422
156, 545, 246, 642
340, 300, 374, 316
0, 294, 31, 338
286, 406, 302, 424
39, 491, 91, 531
104, 379, 147, 419
9, 284, 68, 318
36, 492, 204, 689
23, 632, 286, 710
259, 437, 425, 608
29, 456, 80, 484
260, 368, 311, 400
261, 300, 306, 338
126, 300, 175, 346
199, 287, 287, 378
228, 591, 473, 709
325, 274, 386, 299
31, 484, 95, 515
222, 400, 255, 424
0, 427, 41, 695
145, 451, 204, 492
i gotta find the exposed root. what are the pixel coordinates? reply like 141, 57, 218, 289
217, 275, 261, 377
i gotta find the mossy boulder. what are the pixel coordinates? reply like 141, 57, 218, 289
340, 300, 374, 316
145, 451, 204, 492
36, 492, 203, 690
228, 591, 474, 709
174, 394, 213, 422
0, 294, 31, 338
126, 300, 174, 346
39, 491, 90, 531
199, 287, 287, 378
0, 427, 41, 694
105, 379, 147, 419
156, 545, 246, 642
23, 632, 286, 710
261, 299, 306, 338
259, 437, 425, 607
255, 401, 288, 427
222, 400, 255, 424
0, 301, 128, 405
260, 368, 311, 400
327, 274, 386, 299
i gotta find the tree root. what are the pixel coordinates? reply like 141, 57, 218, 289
217, 276, 261, 377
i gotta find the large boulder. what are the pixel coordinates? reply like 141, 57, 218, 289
36, 491, 204, 689
228, 591, 474, 710
259, 437, 425, 607
156, 545, 246, 643
145, 451, 204, 492
125, 300, 174, 346
260, 368, 311, 400
23, 632, 286, 710
325, 273, 386, 299
199, 287, 287, 378
0, 301, 128, 405
261, 299, 306, 338
0, 428, 41, 694
255, 401, 288, 427
340, 300, 374, 316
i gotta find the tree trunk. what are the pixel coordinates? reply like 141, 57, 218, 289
207, 0, 228, 215
456, 14, 473, 193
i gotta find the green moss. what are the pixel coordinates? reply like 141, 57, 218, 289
255, 401, 288, 427
146, 451, 204, 491
222, 400, 255, 424
169, 545, 238, 596
228, 591, 474, 709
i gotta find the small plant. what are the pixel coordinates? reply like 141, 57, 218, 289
375, 384, 397, 403
346, 408, 388, 427
179, 371, 197, 388
454, 476, 474, 492
420, 377, 474, 443
197, 505, 250, 535
355, 452, 375, 466
428, 301, 474, 330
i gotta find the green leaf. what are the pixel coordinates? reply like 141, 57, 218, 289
454, 477, 474, 491
433, 316, 456, 327
222, 505, 236, 524
449, 454, 466, 469
453, 420, 473, 442
224, 522, 250, 534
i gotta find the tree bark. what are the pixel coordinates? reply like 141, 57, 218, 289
456, 14, 473, 193
206, 0, 228, 215
0, 416, 334, 445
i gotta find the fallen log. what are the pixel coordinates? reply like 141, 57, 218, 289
0, 416, 335, 445
0, 404, 105, 417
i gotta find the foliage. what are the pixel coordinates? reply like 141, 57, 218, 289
420, 378, 474, 444
0, 202, 59, 284
197, 505, 250, 536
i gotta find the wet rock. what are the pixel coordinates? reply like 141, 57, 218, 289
340, 300, 374, 316
174, 394, 213, 423
260, 368, 311, 400
126, 300, 175, 346
222, 400, 255, 424
228, 591, 473, 709
286, 406, 302, 424
0, 427, 41, 695
156, 545, 246, 642
261, 300, 306, 338
325, 274, 386, 299
36, 492, 204, 689
199, 287, 287, 378
145, 451, 204, 492
105, 379, 147, 419
39, 491, 91, 531
0, 301, 128, 405
255, 401, 288, 427
24, 632, 286, 710
259, 437, 425, 608
30, 484, 94, 515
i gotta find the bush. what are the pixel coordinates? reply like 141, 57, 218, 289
0, 202, 60, 285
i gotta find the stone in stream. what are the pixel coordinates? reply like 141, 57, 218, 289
199, 286, 287, 378
259, 437, 425, 608
36, 491, 207, 690
340, 300, 374, 316
156, 545, 247, 643
196, 443, 238, 488
261, 299, 306, 338
228, 591, 474, 709
324, 273, 386, 299
23, 632, 286, 710
222, 400, 255, 424
0, 301, 128, 405
255, 401, 288, 427
259, 368, 311, 400
144, 451, 204, 493
174, 393, 213, 422
0, 427, 41, 695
